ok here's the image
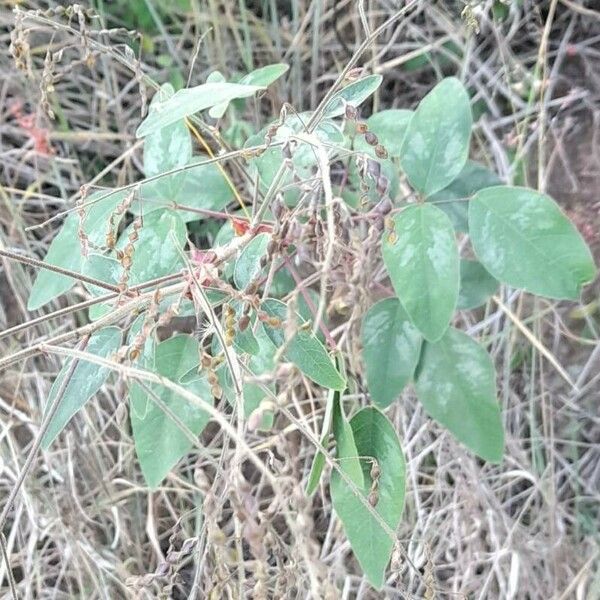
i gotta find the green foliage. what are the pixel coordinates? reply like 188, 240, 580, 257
260, 299, 346, 390
324, 74, 383, 118
415, 327, 504, 462
469, 186, 596, 299
136, 82, 265, 137
381, 204, 459, 342
28, 190, 127, 310
458, 259, 499, 310
27, 67, 598, 588
400, 77, 472, 197
331, 407, 406, 589
427, 160, 502, 232
361, 298, 422, 408
233, 232, 269, 290
42, 327, 122, 448
130, 335, 212, 488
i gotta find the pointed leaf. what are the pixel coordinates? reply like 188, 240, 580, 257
332, 395, 363, 488
331, 407, 406, 589
324, 74, 383, 118
130, 335, 211, 488
469, 186, 596, 299
118, 211, 187, 285
234, 232, 270, 290
136, 82, 265, 137
42, 327, 122, 448
28, 190, 127, 310
414, 327, 504, 462
400, 77, 472, 197
353, 109, 413, 158
239, 63, 289, 87
261, 299, 346, 390
381, 204, 459, 342
361, 298, 422, 408
457, 259, 498, 310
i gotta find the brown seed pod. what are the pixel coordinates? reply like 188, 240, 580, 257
201, 353, 212, 369
370, 461, 381, 481
364, 131, 378, 146
238, 315, 250, 332
368, 490, 379, 507
211, 384, 223, 400
375, 144, 388, 159
356, 121, 368, 134
207, 371, 219, 386
344, 104, 358, 121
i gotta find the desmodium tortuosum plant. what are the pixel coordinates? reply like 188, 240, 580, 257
28, 70, 596, 588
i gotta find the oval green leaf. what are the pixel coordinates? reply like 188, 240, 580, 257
331, 407, 406, 589
362, 298, 422, 409
414, 327, 504, 462
234, 232, 270, 290
324, 74, 383, 118
381, 204, 459, 342
353, 109, 413, 158
42, 327, 122, 448
118, 211, 187, 286
130, 335, 211, 488
400, 77, 472, 197
457, 259, 499, 310
469, 186, 596, 299
28, 190, 128, 311
136, 82, 265, 138
261, 299, 346, 390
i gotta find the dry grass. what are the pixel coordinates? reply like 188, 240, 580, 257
1, 1, 600, 598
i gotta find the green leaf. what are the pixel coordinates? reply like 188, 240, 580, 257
306, 437, 328, 496
331, 407, 406, 589
353, 109, 413, 158
81, 253, 122, 321
427, 160, 502, 232
208, 64, 288, 119
361, 298, 422, 408
414, 327, 504, 462
458, 259, 499, 310
324, 74, 383, 118
130, 335, 211, 488
143, 83, 192, 178
233, 233, 270, 290
139, 157, 233, 221
381, 204, 459, 342
136, 82, 265, 137
28, 190, 127, 310
400, 77, 472, 197
239, 63, 289, 87
469, 186, 596, 300
332, 395, 363, 488
118, 211, 187, 285
42, 327, 122, 448
260, 299, 346, 390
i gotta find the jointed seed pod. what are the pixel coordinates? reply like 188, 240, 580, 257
375, 144, 388, 159
356, 121, 368, 134
211, 384, 223, 400
344, 103, 358, 121
368, 489, 379, 507
267, 316, 281, 328
201, 352, 212, 369
238, 315, 250, 332
376, 175, 389, 196
364, 131, 378, 146
207, 371, 219, 386
370, 460, 381, 481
